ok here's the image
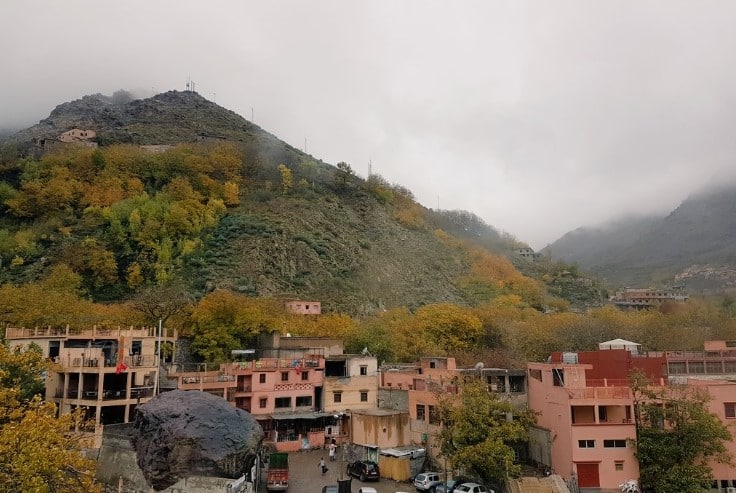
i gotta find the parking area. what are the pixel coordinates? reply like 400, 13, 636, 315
260, 449, 415, 493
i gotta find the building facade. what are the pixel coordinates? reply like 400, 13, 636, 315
5, 325, 175, 447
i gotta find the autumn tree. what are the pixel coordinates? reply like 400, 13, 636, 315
130, 280, 194, 327
437, 378, 536, 484
631, 372, 732, 493
277, 164, 293, 195
0, 343, 101, 492
188, 291, 283, 361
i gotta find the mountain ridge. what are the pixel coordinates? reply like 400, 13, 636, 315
549, 185, 736, 292
1, 90, 590, 314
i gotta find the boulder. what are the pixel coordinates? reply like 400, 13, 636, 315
132, 390, 263, 491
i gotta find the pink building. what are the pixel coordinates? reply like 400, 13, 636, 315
527, 362, 638, 490
381, 357, 527, 457
533, 341, 736, 491
285, 300, 321, 315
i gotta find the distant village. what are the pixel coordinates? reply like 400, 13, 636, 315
7, 281, 736, 493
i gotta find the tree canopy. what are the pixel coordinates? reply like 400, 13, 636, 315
437, 379, 536, 484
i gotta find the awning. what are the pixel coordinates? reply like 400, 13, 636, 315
269, 411, 332, 420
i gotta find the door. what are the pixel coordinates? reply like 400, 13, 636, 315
576, 462, 600, 487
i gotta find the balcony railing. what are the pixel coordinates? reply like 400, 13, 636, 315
5, 325, 177, 340
53, 386, 153, 400
568, 387, 631, 399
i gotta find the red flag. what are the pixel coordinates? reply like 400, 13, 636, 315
116, 362, 128, 374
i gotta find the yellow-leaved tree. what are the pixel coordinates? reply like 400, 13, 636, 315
0, 344, 101, 493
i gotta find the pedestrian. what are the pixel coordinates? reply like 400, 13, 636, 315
319, 457, 327, 475
329, 442, 336, 461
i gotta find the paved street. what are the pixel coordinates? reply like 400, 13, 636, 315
260, 449, 414, 493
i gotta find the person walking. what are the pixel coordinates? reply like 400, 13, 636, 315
319, 457, 327, 475
329, 442, 336, 461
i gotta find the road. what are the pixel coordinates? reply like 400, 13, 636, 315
260, 449, 415, 493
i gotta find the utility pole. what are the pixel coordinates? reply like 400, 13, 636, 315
155, 319, 162, 396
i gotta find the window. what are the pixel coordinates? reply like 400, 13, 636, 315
259, 373, 266, 384
578, 440, 595, 448
615, 461, 624, 471
274, 397, 291, 409
429, 405, 439, 425
416, 404, 426, 421
603, 439, 627, 448
301, 371, 309, 381
725, 403, 736, 418
333, 392, 342, 403
598, 406, 608, 422
296, 396, 312, 407
281, 372, 289, 382
430, 361, 436, 369
360, 365, 368, 376
553, 369, 564, 387
259, 398, 267, 408
360, 391, 368, 402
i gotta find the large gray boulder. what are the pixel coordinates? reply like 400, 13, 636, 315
132, 390, 263, 491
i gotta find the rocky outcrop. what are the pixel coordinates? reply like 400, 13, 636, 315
132, 390, 263, 491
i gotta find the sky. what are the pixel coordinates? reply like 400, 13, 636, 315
3, 1, 736, 249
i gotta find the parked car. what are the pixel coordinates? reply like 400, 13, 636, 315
347, 460, 380, 481
454, 483, 493, 493
435, 477, 473, 493
357, 488, 378, 493
322, 487, 338, 493
414, 472, 443, 491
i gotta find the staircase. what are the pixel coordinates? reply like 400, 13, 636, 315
505, 475, 570, 493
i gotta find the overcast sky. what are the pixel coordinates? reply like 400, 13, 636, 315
3, 1, 736, 248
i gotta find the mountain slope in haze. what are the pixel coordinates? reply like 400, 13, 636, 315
1, 90, 561, 314
549, 186, 736, 291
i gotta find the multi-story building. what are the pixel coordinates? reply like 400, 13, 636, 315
4, 325, 176, 447
173, 332, 378, 452
533, 340, 736, 492
380, 357, 528, 454
527, 360, 638, 490
610, 286, 688, 310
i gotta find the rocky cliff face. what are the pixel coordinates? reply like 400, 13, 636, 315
132, 390, 263, 491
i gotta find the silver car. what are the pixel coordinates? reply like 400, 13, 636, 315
414, 472, 443, 491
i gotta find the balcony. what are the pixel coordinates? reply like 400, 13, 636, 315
54, 386, 153, 400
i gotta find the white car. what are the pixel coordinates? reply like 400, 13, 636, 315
454, 483, 493, 493
357, 488, 378, 493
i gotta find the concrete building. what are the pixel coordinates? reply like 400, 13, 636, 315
4, 325, 176, 447
611, 286, 688, 310
59, 128, 96, 142
285, 300, 322, 315
380, 357, 528, 462
533, 340, 736, 492
173, 332, 379, 452
527, 361, 638, 491
324, 354, 379, 413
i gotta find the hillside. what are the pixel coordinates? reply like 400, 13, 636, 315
549, 185, 736, 292
0, 90, 565, 314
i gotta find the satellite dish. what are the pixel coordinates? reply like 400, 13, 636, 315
474, 362, 485, 370
362, 347, 369, 356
